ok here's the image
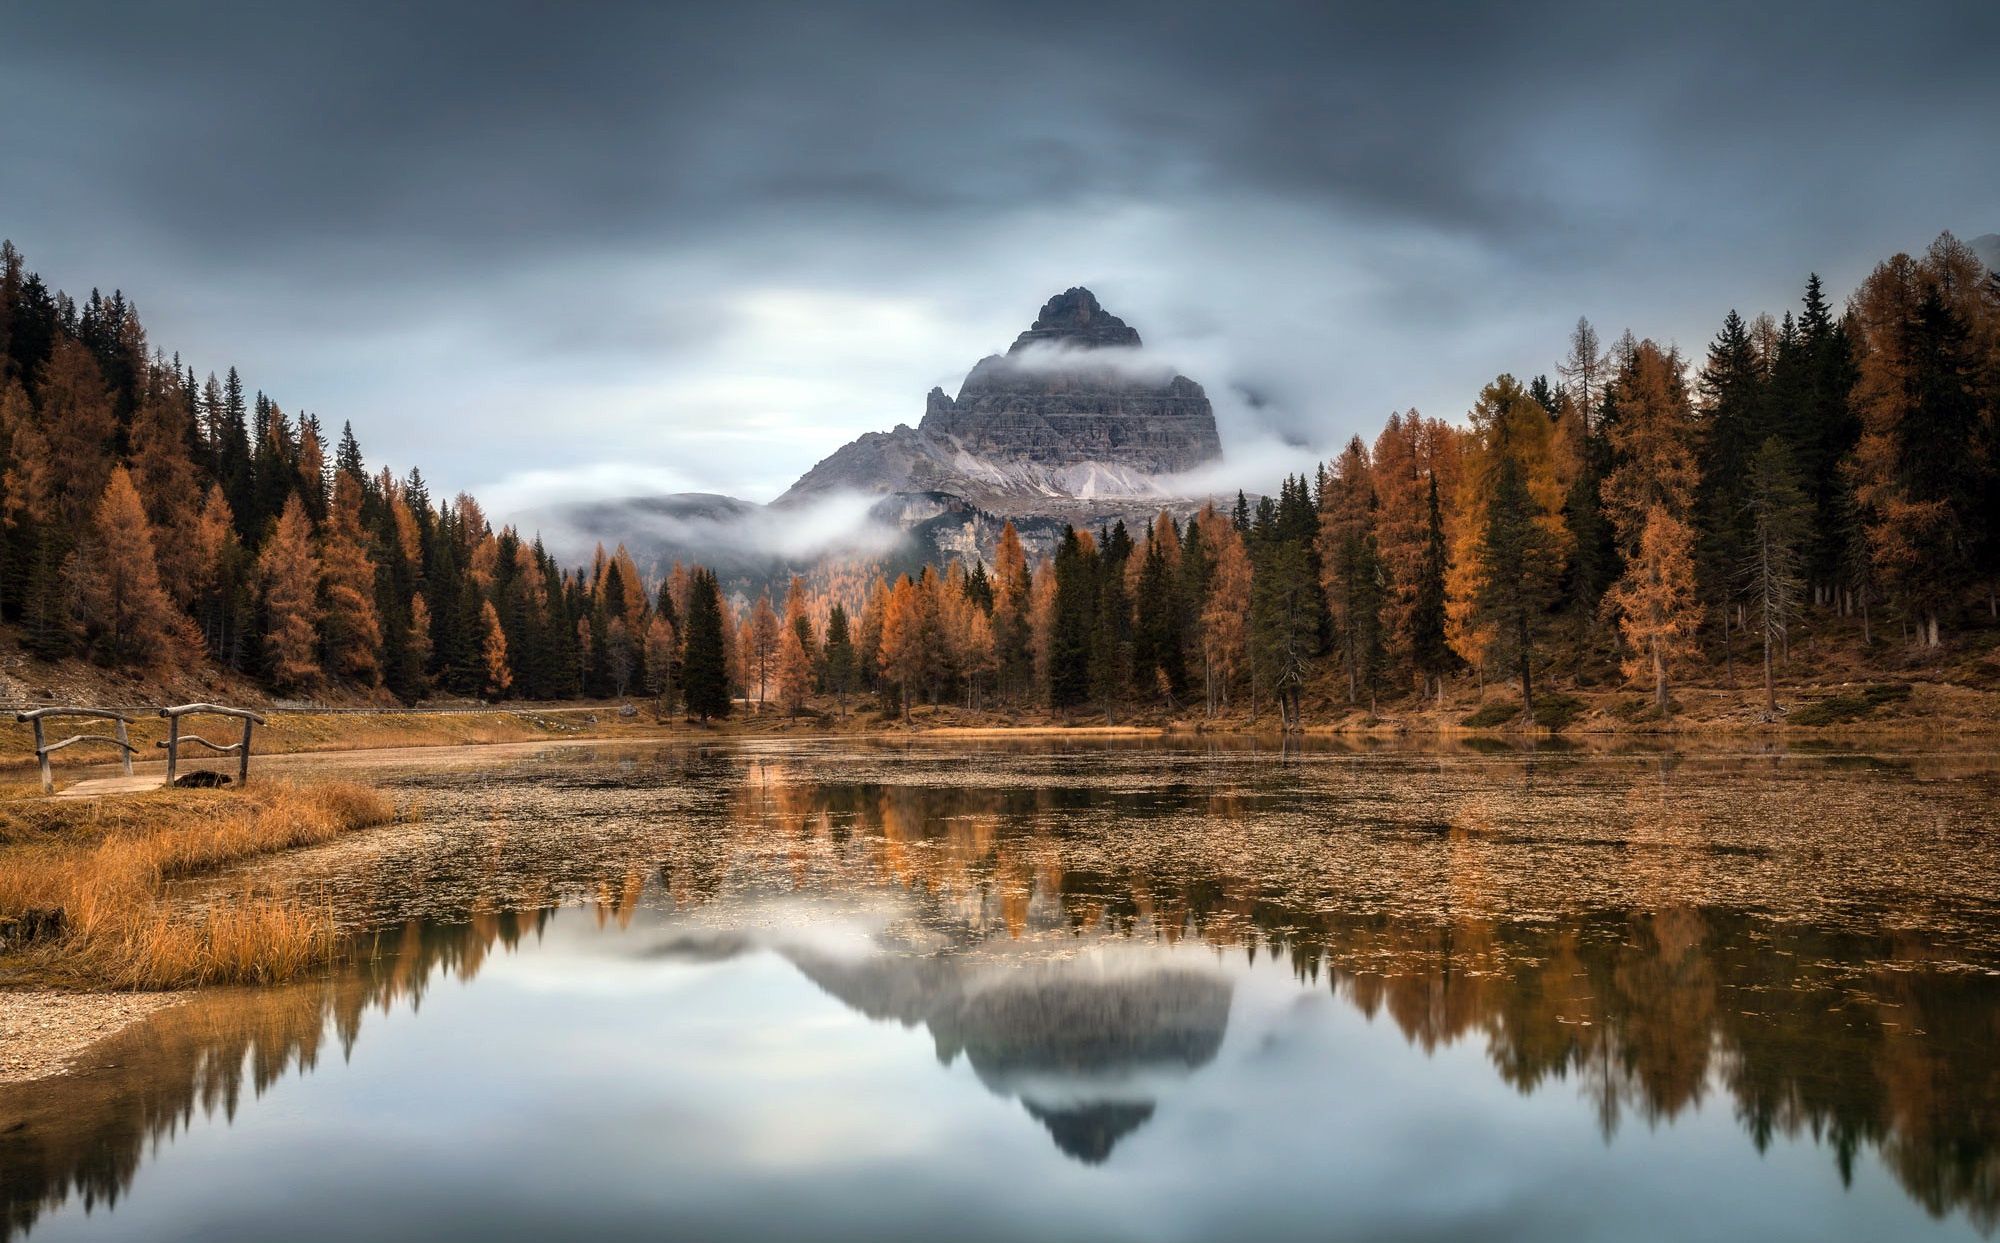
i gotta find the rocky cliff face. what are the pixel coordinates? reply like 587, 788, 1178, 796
536, 289, 1225, 588
778, 287, 1220, 513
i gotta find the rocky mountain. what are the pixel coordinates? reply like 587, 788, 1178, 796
779, 287, 1220, 515
533, 288, 1226, 586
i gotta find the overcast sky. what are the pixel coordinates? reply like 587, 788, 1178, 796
3, 1, 1995, 517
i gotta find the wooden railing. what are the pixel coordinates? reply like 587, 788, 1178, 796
158, 703, 268, 788
15, 707, 139, 794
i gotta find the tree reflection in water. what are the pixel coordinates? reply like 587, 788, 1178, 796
3, 739, 1996, 1238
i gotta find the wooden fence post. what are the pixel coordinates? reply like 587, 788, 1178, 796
32, 717, 49, 794
239, 715, 253, 786
115, 717, 132, 777
164, 713, 180, 788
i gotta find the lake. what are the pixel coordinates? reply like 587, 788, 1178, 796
4, 737, 1998, 1241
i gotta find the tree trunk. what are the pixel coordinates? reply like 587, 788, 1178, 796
1518, 616, 1535, 722
1762, 625, 1776, 716
1722, 613, 1735, 689
1860, 592, 1871, 646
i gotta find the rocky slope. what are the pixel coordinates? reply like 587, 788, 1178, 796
778, 287, 1220, 514
536, 288, 1225, 584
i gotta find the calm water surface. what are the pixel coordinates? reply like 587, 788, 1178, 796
4, 738, 1998, 1242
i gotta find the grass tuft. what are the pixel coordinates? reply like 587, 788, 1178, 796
1531, 694, 1585, 731
0, 781, 393, 989
1461, 700, 1521, 729
1792, 682, 1914, 727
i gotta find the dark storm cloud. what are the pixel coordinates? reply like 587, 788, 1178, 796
2, 1, 1996, 507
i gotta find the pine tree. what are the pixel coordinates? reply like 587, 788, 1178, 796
66, 466, 183, 668
405, 593, 435, 699
878, 574, 927, 720
1448, 375, 1571, 678
127, 362, 205, 607
1249, 538, 1315, 729
991, 521, 1033, 699
1558, 317, 1605, 429
480, 599, 512, 697
1847, 242, 1988, 646
643, 614, 678, 714
37, 338, 118, 531
1410, 472, 1456, 701
857, 574, 888, 692
1790, 275, 1862, 592
822, 602, 857, 718
260, 494, 322, 691
191, 482, 239, 658
1197, 506, 1252, 715
1318, 436, 1387, 706
0, 378, 35, 619
681, 567, 730, 721
1741, 438, 1809, 714
1473, 454, 1562, 718
1130, 521, 1187, 704
777, 578, 816, 715
1602, 340, 1702, 706
1695, 310, 1765, 640
1048, 527, 1096, 711
1092, 534, 1133, 718
320, 473, 383, 683
743, 593, 780, 711
1604, 505, 1701, 714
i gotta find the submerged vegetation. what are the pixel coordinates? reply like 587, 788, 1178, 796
0, 781, 394, 988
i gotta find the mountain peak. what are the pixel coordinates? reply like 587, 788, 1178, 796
1008, 287, 1143, 353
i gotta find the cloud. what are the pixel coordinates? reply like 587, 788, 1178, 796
971, 341, 1182, 387
517, 485, 904, 570
1, 1, 1994, 515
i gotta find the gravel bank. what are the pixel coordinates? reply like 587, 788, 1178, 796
0, 992, 191, 1084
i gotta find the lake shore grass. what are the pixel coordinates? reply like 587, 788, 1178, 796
0, 781, 395, 992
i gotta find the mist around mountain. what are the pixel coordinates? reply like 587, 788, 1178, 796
535, 288, 1232, 587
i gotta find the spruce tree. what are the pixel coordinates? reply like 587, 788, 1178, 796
1249, 538, 1315, 729
1410, 473, 1456, 700
1474, 454, 1562, 718
681, 567, 731, 721
1048, 526, 1095, 711
1130, 535, 1187, 702
1742, 438, 1809, 714
822, 602, 856, 718
1092, 536, 1133, 718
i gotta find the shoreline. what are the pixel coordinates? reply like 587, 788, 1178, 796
0, 991, 193, 1086
7, 715, 1997, 1086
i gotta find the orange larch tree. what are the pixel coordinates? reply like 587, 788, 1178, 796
480, 599, 512, 697
67, 466, 184, 668
1601, 340, 1702, 710
127, 362, 206, 608
320, 472, 383, 684
260, 493, 322, 691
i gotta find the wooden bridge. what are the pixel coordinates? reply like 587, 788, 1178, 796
16, 703, 268, 797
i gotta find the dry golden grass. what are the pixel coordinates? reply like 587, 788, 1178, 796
0, 781, 394, 989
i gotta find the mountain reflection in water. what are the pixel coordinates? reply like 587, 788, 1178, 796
2, 739, 1997, 1242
